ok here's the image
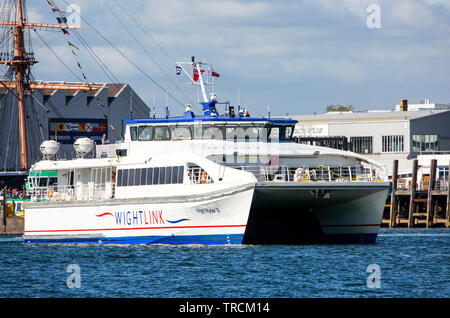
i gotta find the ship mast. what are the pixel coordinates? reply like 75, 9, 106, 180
0, 0, 102, 170
13, 0, 28, 170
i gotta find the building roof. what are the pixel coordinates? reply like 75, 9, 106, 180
285, 109, 450, 123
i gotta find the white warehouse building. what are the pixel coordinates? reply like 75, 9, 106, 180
288, 99, 450, 176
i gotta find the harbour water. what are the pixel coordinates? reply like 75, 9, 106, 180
0, 228, 448, 298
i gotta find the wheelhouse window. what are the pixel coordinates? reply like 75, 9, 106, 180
130, 126, 137, 141
225, 125, 264, 141
268, 127, 279, 141
170, 126, 192, 140
282, 126, 294, 140
241, 126, 260, 141
138, 126, 153, 141
202, 125, 224, 140
225, 125, 238, 141
154, 126, 170, 140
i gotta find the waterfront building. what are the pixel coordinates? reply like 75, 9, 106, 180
289, 99, 450, 176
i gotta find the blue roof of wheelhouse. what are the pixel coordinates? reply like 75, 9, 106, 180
125, 116, 298, 125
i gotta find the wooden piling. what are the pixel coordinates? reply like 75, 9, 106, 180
447, 160, 450, 228
389, 160, 398, 228
426, 159, 437, 228
382, 158, 450, 228
2, 186, 6, 234
408, 159, 418, 228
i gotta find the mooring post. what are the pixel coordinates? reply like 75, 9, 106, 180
408, 159, 418, 228
426, 159, 437, 228
447, 160, 450, 228
389, 160, 398, 228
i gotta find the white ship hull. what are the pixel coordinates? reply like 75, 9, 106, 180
23, 184, 255, 245
243, 182, 390, 244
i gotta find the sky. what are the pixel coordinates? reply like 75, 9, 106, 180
24, 0, 450, 117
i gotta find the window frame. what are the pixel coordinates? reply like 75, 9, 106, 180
154, 126, 171, 141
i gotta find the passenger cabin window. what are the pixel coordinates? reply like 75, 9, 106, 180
170, 126, 192, 140
122, 169, 128, 186
138, 126, 153, 141
154, 126, 170, 140
128, 168, 135, 186
117, 170, 123, 187
116, 166, 184, 186
48, 177, 58, 186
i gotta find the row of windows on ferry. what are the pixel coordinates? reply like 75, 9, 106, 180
129, 125, 294, 142
117, 166, 184, 187
296, 134, 439, 154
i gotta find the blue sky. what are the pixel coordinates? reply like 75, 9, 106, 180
26, 0, 450, 116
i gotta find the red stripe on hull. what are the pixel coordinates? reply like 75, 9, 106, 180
24, 224, 247, 233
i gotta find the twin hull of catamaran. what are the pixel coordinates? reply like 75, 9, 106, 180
23, 58, 390, 245
23, 182, 388, 244
23, 139, 390, 245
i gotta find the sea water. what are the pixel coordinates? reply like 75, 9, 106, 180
0, 228, 448, 298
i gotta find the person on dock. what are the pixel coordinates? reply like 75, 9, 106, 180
102, 134, 110, 144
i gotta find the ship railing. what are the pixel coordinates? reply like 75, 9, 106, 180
396, 178, 448, 191
96, 144, 120, 158
229, 165, 382, 183
27, 183, 114, 202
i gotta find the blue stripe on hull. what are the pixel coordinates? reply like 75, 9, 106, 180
24, 233, 377, 245
24, 234, 244, 245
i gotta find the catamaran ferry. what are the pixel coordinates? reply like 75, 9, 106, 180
23, 59, 390, 245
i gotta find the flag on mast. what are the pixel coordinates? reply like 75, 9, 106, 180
176, 65, 182, 75
67, 41, 79, 50
211, 68, 220, 77
193, 68, 204, 81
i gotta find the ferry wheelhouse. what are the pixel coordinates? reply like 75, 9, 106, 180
23, 59, 390, 245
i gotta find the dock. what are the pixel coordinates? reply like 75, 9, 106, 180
382, 159, 450, 228
1, 186, 24, 235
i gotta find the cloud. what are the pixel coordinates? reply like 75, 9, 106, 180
390, 0, 434, 27
21, 0, 450, 114
282, 57, 366, 83
305, 0, 383, 19
142, 0, 273, 27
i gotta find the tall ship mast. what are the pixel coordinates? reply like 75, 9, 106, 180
0, 0, 102, 171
